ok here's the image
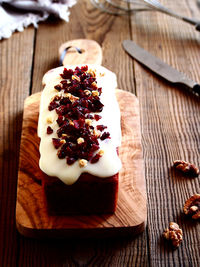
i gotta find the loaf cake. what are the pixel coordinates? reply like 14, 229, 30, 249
38, 64, 121, 215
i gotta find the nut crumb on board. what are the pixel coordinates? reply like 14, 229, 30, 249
163, 222, 183, 248
183, 194, 200, 219
173, 160, 199, 177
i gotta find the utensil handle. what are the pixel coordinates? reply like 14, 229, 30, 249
182, 16, 200, 31
195, 23, 200, 31
178, 79, 200, 96
192, 84, 200, 96
59, 39, 102, 66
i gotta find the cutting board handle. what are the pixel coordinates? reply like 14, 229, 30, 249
59, 39, 102, 66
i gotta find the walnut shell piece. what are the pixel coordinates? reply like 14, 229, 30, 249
79, 159, 88, 168
163, 222, 183, 248
173, 160, 199, 177
183, 194, 200, 219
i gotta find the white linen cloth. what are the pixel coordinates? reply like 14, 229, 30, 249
0, 0, 77, 39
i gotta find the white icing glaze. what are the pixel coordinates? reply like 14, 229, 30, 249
38, 64, 122, 185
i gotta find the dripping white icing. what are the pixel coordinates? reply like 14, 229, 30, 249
38, 64, 121, 185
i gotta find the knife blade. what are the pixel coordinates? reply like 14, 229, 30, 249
122, 40, 200, 96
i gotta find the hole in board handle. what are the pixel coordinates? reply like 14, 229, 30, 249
59, 46, 85, 66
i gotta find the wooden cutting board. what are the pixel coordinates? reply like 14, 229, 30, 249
16, 39, 147, 238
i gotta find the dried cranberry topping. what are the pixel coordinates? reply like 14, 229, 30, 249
81, 65, 88, 72
47, 126, 53, 134
97, 125, 107, 131
90, 153, 101, 164
56, 115, 65, 127
100, 132, 110, 140
57, 149, 66, 159
60, 68, 74, 79
48, 102, 59, 111
86, 114, 94, 119
48, 95, 61, 111
67, 157, 76, 165
54, 84, 62, 91
48, 66, 111, 165
52, 138, 62, 149
94, 114, 102, 121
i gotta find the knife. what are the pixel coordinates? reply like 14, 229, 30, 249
122, 40, 200, 96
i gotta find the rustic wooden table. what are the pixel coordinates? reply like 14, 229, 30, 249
0, 0, 200, 266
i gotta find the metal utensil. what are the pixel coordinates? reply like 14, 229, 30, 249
123, 40, 200, 96
91, 0, 200, 31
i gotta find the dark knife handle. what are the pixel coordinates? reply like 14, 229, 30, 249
195, 23, 200, 31
192, 84, 200, 96
178, 83, 200, 96
182, 17, 200, 32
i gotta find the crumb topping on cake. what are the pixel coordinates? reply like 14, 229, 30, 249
46, 65, 110, 165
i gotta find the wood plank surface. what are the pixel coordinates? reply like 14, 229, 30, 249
1, 0, 200, 266
0, 28, 35, 266
130, 0, 200, 266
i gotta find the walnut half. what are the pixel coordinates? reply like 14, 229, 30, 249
173, 160, 199, 177
183, 194, 200, 219
163, 222, 183, 248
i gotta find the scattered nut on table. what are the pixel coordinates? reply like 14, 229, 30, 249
173, 160, 199, 177
163, 222, 183, 248
183, 194, 200, 219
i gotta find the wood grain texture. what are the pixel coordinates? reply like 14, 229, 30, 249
2, 0, 199, 265
130, 0, 200, 266
16, 90, 146, 238
0, 28, 34, 266
59, 39, 102, 65
0, 28, 35, 266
